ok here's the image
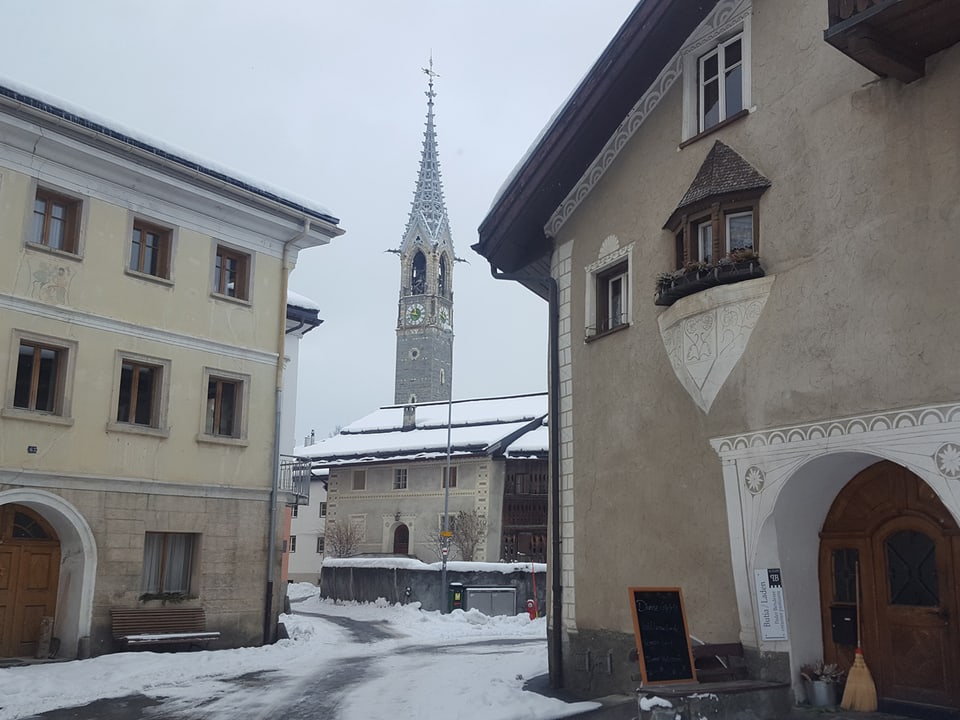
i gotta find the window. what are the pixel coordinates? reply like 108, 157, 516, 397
130, 219, 172, 279
141, 532, 196, 594
680, 205, 758, 267
442, 466, 457, 489
317, 536, 325, 554
699, 34, 744, 132
352, 470, 366, 490
199, 368, 249, 443
291, 505, 299, 518
599, 262, 628, 333
438, 254, 448, 297
680, 15, 751, 142
32, 188, 80, 254
289, 535, 297, 553
214, 244, 250, 300
206, 376, 241, 437
394, 468, 408, 490
116, 359, 160, 426
585, 242, 633, 341
319, 502, 327, 518
14, 340, 66, 413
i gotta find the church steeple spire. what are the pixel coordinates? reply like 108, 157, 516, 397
403, 57, 450, 248
394, 60, 455, 406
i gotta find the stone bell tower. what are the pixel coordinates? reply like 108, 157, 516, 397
393, 60, 454, 405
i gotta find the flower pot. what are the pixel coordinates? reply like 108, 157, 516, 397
804, 679, 839, 707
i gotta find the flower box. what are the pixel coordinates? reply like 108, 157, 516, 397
655, 258, 765, 307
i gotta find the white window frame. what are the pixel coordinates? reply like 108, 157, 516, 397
584, 240, 633, 341
319, 501, 328, 518
289, 535, 297, 553
681, 13, 752, 142
698, 34, 744, 133
316, 536, 325, 554
394, 467, 408, 490
698, 222, 714, 263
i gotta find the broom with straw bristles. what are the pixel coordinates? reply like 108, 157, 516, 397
841, 561, 877, 711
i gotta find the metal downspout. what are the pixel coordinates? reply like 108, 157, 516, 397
488, 263, 563, 689
264, 217, 311, 644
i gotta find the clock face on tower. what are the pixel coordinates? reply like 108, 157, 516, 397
406, 303, 425, 325
438, 307, 450, 328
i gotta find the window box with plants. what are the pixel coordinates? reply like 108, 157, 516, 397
654, 249, 764, 306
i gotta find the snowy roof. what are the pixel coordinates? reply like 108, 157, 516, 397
0, 78, 339, 225
286, 290, 321, 312
295, 393, 548, 465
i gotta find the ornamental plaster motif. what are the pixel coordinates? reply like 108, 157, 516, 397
545, 0, 752, 238
658, 275, 773, 413
744, 466, 765, 495
935, 442, 960, 479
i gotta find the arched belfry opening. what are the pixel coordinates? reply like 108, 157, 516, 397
411, 251, 426, 295
438, 254, 448, 298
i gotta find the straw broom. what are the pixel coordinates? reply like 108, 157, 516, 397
841, 561, 877, 711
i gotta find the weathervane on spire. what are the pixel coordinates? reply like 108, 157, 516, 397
422, 53, 439, 100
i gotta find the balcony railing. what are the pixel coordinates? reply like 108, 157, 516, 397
279, 456, 312, 506
825, 0, 960, 83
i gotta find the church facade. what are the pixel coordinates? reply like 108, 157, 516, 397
475, 0, 960, 714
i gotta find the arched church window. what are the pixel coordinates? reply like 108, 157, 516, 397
411, 252, 426, 295
438, 255, 448, 297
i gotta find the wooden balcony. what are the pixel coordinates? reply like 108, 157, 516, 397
278, 457, 312, 506
824, 0, 960, 83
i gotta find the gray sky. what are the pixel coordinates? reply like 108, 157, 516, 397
0, 0, 636, 442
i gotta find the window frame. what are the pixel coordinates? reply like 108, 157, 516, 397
317, 536, 325, 554
289, 535, 297, 553
442, 465, 458, 489
352, 470, 366, 491
584, 241, 633, 342
28, 185, 83, 256
680, 15, 752, 143
141, 531, 198, 595
107, 351, 171, 437
393, 467, 408, 490
127, 216, 175, 283
319, 501, 328, 518
212, 243, 253, 303
675, 200, 760, 268
698, 34, 744, 133
197, 367, 250, 446
3, 330, 77, 425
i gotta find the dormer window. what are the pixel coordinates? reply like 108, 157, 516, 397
658, 142, 768, 307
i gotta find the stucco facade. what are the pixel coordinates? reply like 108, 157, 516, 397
476, 0, 960, 713
0, 84, 342, 658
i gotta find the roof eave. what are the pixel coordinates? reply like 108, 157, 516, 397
474, 0, 718, 276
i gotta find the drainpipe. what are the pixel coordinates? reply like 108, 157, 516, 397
264, 216, 311, 644
488, 263, 563, 689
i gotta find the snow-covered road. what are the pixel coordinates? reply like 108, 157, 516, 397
1, 584, 599, 720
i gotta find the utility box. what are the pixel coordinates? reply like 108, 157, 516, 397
464, 587, 517, 616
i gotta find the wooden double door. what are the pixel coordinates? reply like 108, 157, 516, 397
0, 505, 60, 657
819, 461, 960, 713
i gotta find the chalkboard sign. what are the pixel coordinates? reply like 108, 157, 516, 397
628, 587, 696, 684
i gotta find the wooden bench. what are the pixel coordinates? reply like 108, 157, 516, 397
692, 642, 749, 682
111, 607, 220, 650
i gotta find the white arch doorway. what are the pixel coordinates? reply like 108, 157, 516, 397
711, 401, 960, 708
0, 489, 97, 659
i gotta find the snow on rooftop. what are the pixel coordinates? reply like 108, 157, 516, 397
0, 78, 338, 223
294, 393, 547, 461
287, 290, 321, 312
505, 421, 548, 456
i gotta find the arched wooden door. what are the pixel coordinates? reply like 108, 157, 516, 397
0, 505, 61, 657
393, 524, 409, 555
819, 461, 960, 712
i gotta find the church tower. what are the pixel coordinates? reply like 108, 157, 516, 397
394, 62, 454, 405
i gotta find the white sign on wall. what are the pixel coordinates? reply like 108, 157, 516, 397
754, 568, 788, 641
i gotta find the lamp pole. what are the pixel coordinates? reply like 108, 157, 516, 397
440, 367, 453, 611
